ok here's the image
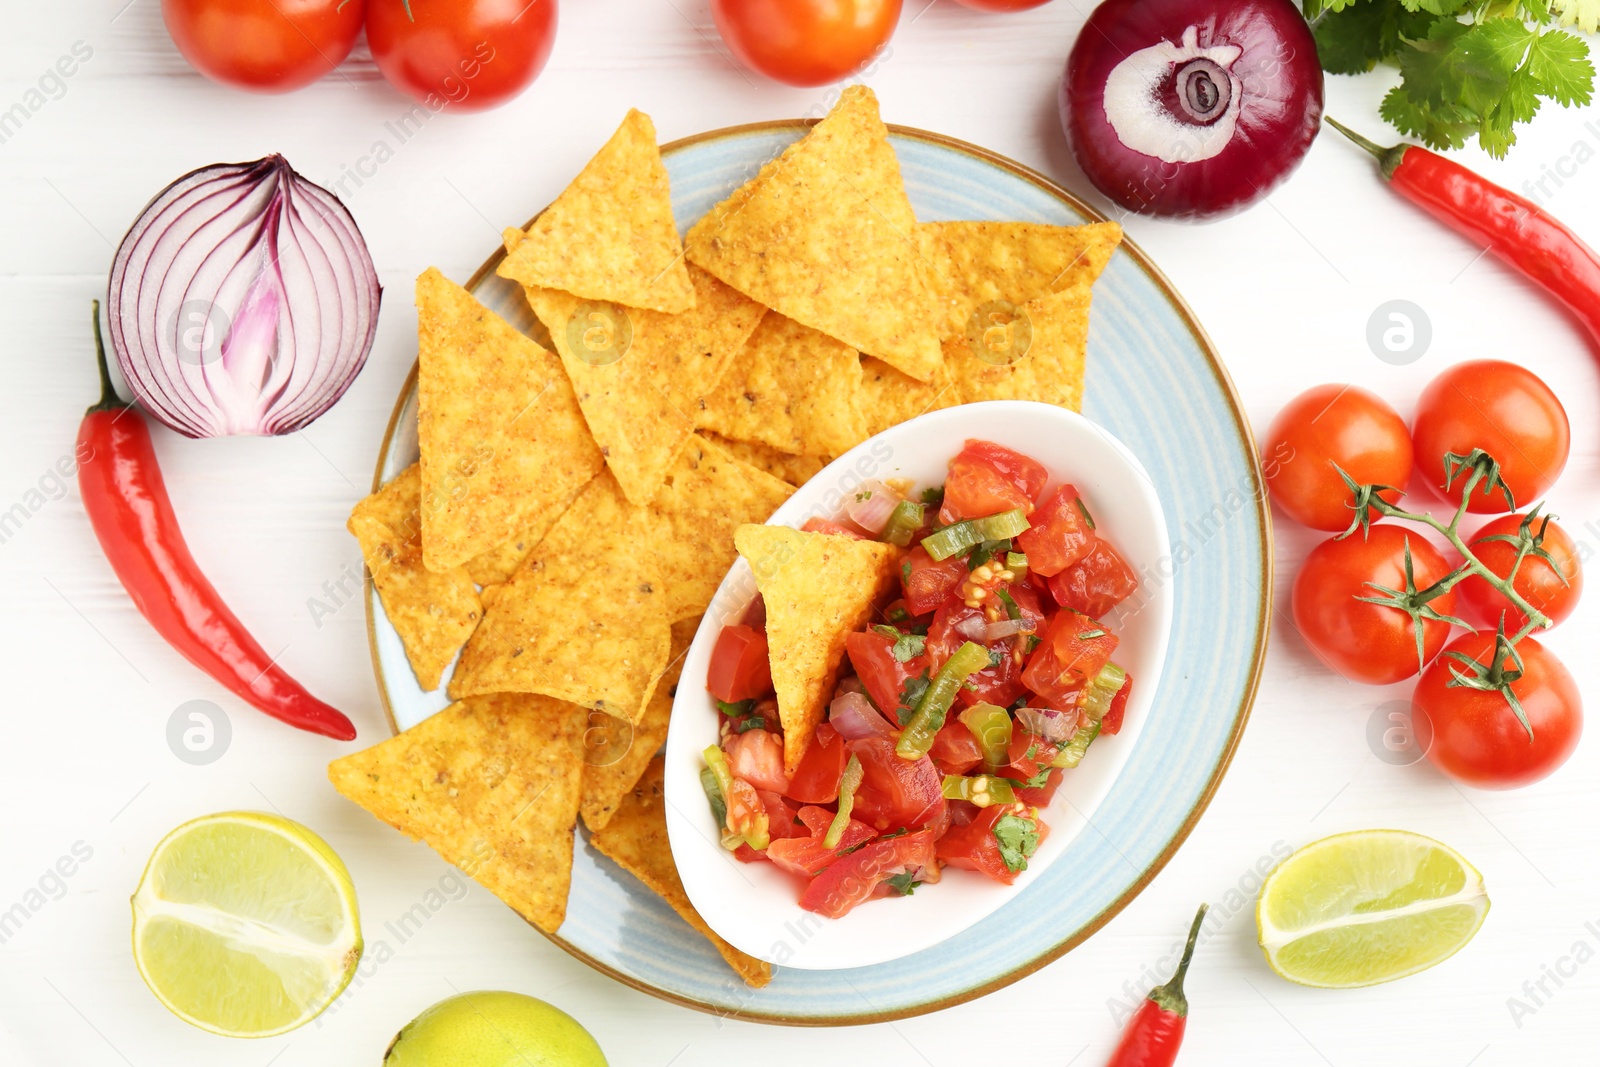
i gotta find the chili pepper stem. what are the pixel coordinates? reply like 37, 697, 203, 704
87, 300, 128, 415
1324, 117, 1409, 181
1148, 904, 1209, 1016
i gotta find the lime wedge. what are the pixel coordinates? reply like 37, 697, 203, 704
131, 811, 362, 1037
1257, 829, 1489, 989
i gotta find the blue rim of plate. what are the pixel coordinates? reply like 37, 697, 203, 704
364, 119, 1272, 1026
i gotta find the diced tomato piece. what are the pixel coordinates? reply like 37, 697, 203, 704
939, 440, 1049, 523
1101, 674, 1132, 735
785, 723, 850, 803
799, 828, 940, 917
1005, 581, 1050, 633
1016, 767, 1064, 808
995, 729, 1057, 782
845, 630, 929, 725
848, 736, 946, 832
929, 720, 983, 776
1022, 610, 1119, 707
936, 804, 1047, 886
927, 601, 1026, 709
1048, 540, 1140, 620
733, 843, 766, 863
757, 790, 806, 840
725, 777, 766, 847
802, 516, 869, 540
725, 729, 790, 793
1016, 484, 1097, 577
707, 624, 774, 703
900, 546, 967, 616
767, 807, 879, 878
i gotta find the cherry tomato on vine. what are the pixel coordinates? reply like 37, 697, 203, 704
367, 0, 558, 112
1412, 360, 1569, 514
1263, 384, 1413, 532
1457, 513, 1583, 631
1412, 632, 1581, 789
710, 0, 901, 87
1291, 524, 1459, 685
952, 0, 1052, 9
162, 0, 364, 93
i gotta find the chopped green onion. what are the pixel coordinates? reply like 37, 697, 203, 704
920, 509, 1031, 561
959, 702, 1012, 767
881, 499, 925, 547
897, 641, 992, 759
1080, 661, 1127, 723
1051, 720, 1101, 768
941, 773, 1017, 806
823, 754, 864, 848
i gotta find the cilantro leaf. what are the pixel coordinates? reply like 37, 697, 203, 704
715, 698, 755, 719
1015, 766, 1054, 790
873, 624, 928, 662
896, 669, 931, 721
992, 814, 1041, 874
1528, 28, 1596, 106
883, 872, 921, 896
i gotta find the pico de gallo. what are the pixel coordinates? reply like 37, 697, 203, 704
701, 440, 1141, 918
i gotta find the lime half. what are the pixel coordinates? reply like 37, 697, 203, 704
1257, 829, 1489, 989
131, 811, 362, 1037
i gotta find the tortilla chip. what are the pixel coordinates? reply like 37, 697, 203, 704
916, 221, 1121, 342
415, 268, 603, 572
734, 524, 901, 773
510, 225, 766, 506
858, 355, 959, 439
946, 287, 1090, 411
700, 433, 831, 487
685, 86, 940, 382
699, 314, 867, 457
590, 756, 773, 987
580, 616, 698, 831
348, 464, 482, 691
327, 693, 585, 934
451, 471, 671, 723
650, 435, 795, 623
497, 110, 694, 315
460, 475, 593, 587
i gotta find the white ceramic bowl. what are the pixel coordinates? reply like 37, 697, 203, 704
664, 400, 1174, 970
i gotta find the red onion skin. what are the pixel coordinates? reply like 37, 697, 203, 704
830, 691, 898, 740
1060, 0, 1323, 221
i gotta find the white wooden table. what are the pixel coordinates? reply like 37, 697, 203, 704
4, 2, 1599, 1064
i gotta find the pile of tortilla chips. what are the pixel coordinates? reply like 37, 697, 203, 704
332, 88, 1120, 986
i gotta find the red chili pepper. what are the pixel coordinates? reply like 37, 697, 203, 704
77, 303, 357, 741
1105, 904, 1208, 1067
1328, 118, 1600, 351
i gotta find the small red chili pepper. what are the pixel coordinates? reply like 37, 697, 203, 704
1327, 118, 1600, 352
1105, 904, 1208, 1067
77, 302, 357, 741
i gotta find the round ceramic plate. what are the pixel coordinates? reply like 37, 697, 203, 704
365, 121, 1271, 1025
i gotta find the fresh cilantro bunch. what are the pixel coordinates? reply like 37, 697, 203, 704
1306, 0, 1597, 157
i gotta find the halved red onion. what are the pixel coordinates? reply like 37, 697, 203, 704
1016, 706, 1083, 744
107, 155, 380, 437
830, 691, 898, 740
955, 615, 1036, 643
844, 480, 901, 534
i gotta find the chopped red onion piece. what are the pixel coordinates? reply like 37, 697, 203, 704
829, 691, 897, 740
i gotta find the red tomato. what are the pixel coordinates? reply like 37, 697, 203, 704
1100, 674, 1132, 735
953, 0, 1052, 8
1458, 514, 1583, 631
767, 809, 878, 877
1412, 361, 1569, 514
1413, 634, 1582, 789
162, 0, 363, 92
928, 602, 1025, 708
756, 790, 805, 840
1048, 539, 1140, 620
845, 631, 929, 724
940, 440, 1049, 523
707, 623, 774, 703
711, 0, 901, 88
929, 720, 983, 776
900, 546, 967, 615
1016, 767, 1063, 807
848, 736, 945, 832
802, 516, 870, 539
995, 729, 1056, 781
1263, 384, 1413, 532
936, 804, 1044, 885
1015, 484, 1095, 576
725, 729, 790, 793
1291, 525, 1459, 685
367, 0, 557, 112
799, 827, 938, 917
786, 723, 850, 803
1022, 609, 1118, 706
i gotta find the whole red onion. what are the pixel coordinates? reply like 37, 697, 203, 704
1060, 0, 1323, 221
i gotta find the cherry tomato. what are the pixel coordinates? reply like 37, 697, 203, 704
1021, 609, 1118, 706
1458, 514, 1584, 632
1291, 525, 1458, 685
845, 630, 929, 723
1015, 484, 1095, 576
711, 0, 901, 88
952, 0, 1052, 9
785, 723, 850, 803
1412, 361, 1569, 514
707, 623, 773, 703
367, 0, 558, 112
1412, 633, 1581, 789
900, 545, 967, 615
940, 440, 1048, 523
162, 0, 363, 93
1263, 384, 1413, 532
848, 736, 945, 832
1047, 539, 1140, 620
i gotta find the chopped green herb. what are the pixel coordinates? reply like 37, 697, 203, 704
967, 538, 1011, 570
993, 813, 1040, 874
1074, 496, 1096, 530
885, 604, 910, 623
883, 872, 920, 896
856, 490, 873, 502
1016, 766, 1053, 790
921, 486, 945, 507
995, 587, 1021, 620
715, 698, 755, 719
871, 624, 926, 662
901, 560, 913, 584
895, 669, 932, 722
1078, 629, 1106, 640
736, 716, 768, 733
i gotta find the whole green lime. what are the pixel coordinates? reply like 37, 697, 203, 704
384, 991, 608, 1066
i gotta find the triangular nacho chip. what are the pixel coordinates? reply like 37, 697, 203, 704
685, 86, 940, 382
461, 474, 594, 588
451, 471, 671, 722
700, 433, 831, 488
327, 693, 585, 934
699, 314, 867, 457
415, 268, 603, 572
734, 524, 901, 773
348, 463, 482, 690
946, 287, 1091, 411
916, 221, 1121, 341
858, 355, 959, 439
580, 616, 699, 831
650, 435, 794, 623
497, 109, 695, 314
589, 756, 773, 987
